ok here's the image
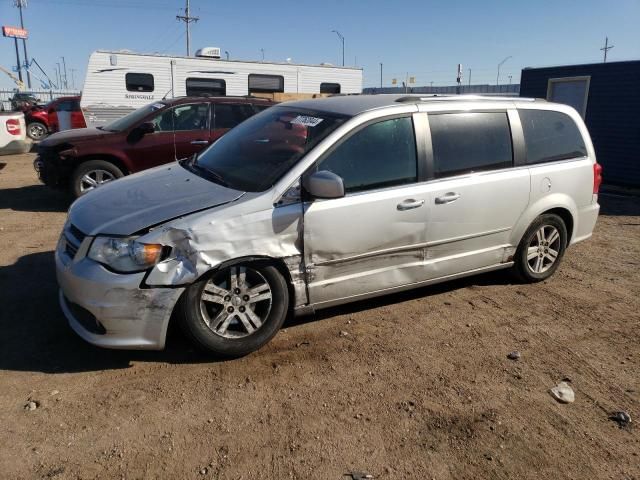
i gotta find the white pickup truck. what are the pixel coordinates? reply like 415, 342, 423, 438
0, 111, 31, 156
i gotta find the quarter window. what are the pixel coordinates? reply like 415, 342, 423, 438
214, 104, 255, 129
428, 112, 513, 178
248, 74, 284, 93
125, 73, 154, 92
186, 77, 226, 97
320, 82, 341, 94
519, 109, 587, 164
317, 116, 417, 193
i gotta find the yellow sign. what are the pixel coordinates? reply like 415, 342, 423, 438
409, 76, 416, 84
391, 78, 397, 85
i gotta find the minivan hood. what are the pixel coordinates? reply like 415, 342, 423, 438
69, 163, 244, 236
40, 127, 111, 146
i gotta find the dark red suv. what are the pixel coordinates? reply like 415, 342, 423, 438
34, 96, 274, 197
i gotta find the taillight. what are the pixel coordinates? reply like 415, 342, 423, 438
593, 163, 603, 194
6, 118, 21, 136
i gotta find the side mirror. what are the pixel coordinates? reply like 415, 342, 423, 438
137, 121, 155, 134
303, 170, 345, 199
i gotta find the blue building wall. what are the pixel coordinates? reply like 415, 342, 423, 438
520, 61, 640, 187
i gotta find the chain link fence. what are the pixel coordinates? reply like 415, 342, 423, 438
0, 88, 82, 111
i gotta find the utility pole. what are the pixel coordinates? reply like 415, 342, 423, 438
54, 64, 60, 89
14, 38, 23, 83
71, 68, 76, 89
176, 0, 199, 56
225, 50, 229, 60
331, 30, 344, 66
468, 68, 471, 86
600, 36, 614, 63
61, 56, 68, 89
260, 48, 265, 61
379, 63, 383, 88
15, 0, 31, 88
508, 75, 513, 85
496, 55, 512, 86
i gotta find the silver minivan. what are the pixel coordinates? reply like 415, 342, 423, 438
56, 95, 601, 356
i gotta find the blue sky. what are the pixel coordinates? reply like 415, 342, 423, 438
1, 0, 639, 90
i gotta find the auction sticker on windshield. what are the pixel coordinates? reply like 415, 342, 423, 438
290, 115, 324, 127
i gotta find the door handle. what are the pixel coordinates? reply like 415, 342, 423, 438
190, 140, 209, 145
397, 199, 425, 211
435, 192, 461, 204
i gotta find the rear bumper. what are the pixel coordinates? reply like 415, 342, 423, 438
571, 201, 600, 244
0, 139, 31, 156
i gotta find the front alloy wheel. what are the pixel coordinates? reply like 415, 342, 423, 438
179, 263, 289, 357
200, 266, 273, 339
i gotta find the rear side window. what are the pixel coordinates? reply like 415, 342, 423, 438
248, 74, 284, 93
318, 116, 417, 193
186, 78, 226, 97
519, 109, 587, 164
126, 73, 154, 92
429, 112, 512, 178
320, 82, 341, 94
214, 104, 255, 129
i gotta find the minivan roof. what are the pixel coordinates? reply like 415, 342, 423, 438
281, 94, 542, 117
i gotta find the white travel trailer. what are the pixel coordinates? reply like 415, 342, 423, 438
80, 50, 363, 127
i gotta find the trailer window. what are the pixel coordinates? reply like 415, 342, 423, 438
248, 74, 284, 94
320, 83, 341, 94
126, 73, 154, 92
186, 78, 226, 97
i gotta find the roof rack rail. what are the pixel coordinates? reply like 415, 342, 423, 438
395, 95, 538, 103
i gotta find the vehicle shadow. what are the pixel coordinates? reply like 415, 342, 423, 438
0, 250, 513, 374
0, 184, 70, 212
599, 192, 640, 217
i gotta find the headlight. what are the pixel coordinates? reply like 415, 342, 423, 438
88, 236, 163, 273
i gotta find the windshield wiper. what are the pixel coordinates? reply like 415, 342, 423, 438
181, 154, 231, 188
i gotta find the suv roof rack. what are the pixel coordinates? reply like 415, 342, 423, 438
394, 95, 539, 103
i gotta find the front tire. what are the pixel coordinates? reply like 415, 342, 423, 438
178, 264, 289, 357
513, 213, 568, 283
70, 160, 124, 197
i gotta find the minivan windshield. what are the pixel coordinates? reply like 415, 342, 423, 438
101, 101, 167, 132
191, 106, 349, 192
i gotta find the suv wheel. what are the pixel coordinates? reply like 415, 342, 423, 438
71, 160, 124, 197
27, 121, 48, 141
513, 213, 568, 283
178, 264, 289, 357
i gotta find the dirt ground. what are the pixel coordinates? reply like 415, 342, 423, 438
0, 152, 638, 480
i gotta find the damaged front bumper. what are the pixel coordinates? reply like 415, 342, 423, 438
55, 233, 184, 350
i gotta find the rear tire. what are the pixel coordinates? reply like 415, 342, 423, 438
71, 160, 124, 197
27, 121, 48, 141
512, 213, 568, 283
178, 263, 289, 358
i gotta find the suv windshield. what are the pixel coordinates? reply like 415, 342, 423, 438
102, 101, 167, 132
193, 106, 348, 191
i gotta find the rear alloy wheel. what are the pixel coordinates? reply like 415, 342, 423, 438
27, 121, 48, 141
71, 160, 124, 197
179, 264, 289, 357
513, 214, 568, 283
